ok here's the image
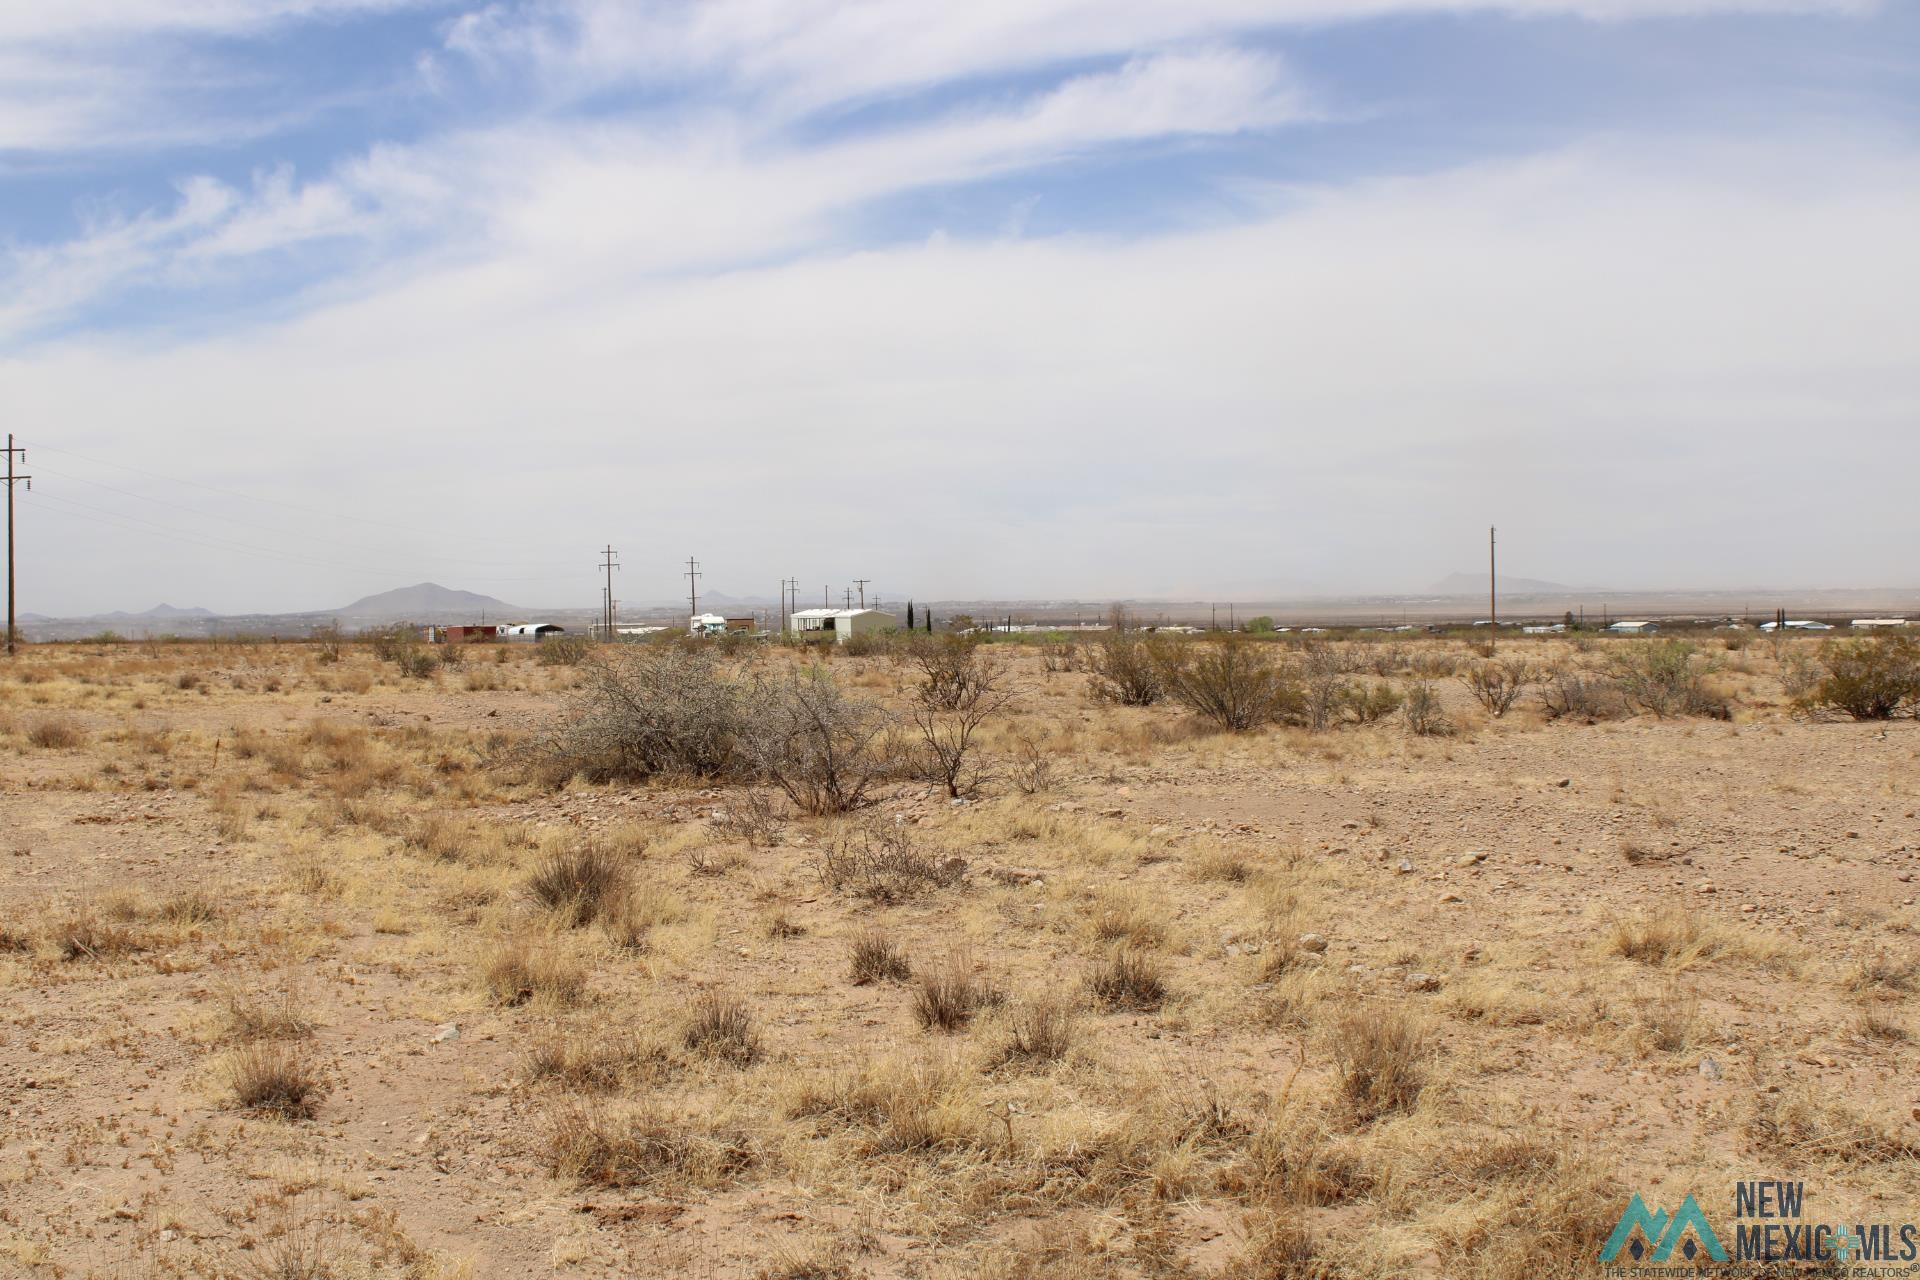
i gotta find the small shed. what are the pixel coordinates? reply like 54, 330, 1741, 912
1606, 621, 1660, 634
788, 608, 897, 644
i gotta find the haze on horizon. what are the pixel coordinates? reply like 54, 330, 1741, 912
2, 1, 1917, 618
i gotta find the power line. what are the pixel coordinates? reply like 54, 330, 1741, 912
600, 545, 620, 639
685, 557, 701, 621
853, 578, 870, 609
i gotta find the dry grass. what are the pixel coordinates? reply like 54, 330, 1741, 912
526, 842, 629, 926
223, 1042, 326, 1119
848, 928, 912, 984
1330, 1007, 1432, 1124
1087, 946, 1167, 1011
990, 995, 1076, 1069
544, 1102, 757, 1189
26, 717, 85, 749
681, 992, 762, 1066
480, 933, 588, 1008
913, 951, 1000, 1032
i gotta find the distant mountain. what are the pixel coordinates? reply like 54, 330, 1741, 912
19, 612, 50, 623
701, 590, 779, 609
1428, 572, 1578, 596
333, 582, 523, 621
93, 603, 217, 621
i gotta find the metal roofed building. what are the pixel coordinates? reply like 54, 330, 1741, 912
787, 607, 897, 643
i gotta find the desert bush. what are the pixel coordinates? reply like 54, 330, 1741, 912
1087, 946, 1167, 1011
599, 882, 685, 952
814, 821, 962, 903
914, 952, 1000, 1031
526, 843, 630, 926
1460, 658, 1535, 717
1538, 668, 1625, 721
992, 996, 1077, 1068
711, 789, 785, 846
747, 670, 893, 815
434, 641, 465, 669
911, 652, 1014, 797
1609, 640, 1727, 718
848, 929, 913, 984
224, 1042, 326, 1118
1747, 1089, 1920, 1165
1039, 641, 1078, 673
219, 983, 314, 1041
27, 717, 84, 749
1343, 681, 1403, 725
539, 646, 745, 784
1158, 638, 1301, 732
1008, 733, 1054, 795
51, 909, 141, 961
1330, 1008, 1431, 1123
1402, 680, 1453, 736
537, 635, 590, 666
1805, 636, 1920, 720
521, 1027, 662, 1092
907, 634, 990, 710
1086, 630, 1168, 706
682, 993, 762, 1066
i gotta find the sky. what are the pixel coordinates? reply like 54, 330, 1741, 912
1, 0, 1917, 615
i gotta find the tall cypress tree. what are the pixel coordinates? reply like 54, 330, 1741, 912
907, 600, 915, 629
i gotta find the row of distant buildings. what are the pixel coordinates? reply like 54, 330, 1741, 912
424, 607, 900, 646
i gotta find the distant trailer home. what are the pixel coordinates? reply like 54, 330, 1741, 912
430, 625, 496, 644
1605, 620, 1660, 634
787, 607, 897, 644
690, 613, 757, 636
1850, 619, 1911, 629
1759, 620, 1833, 632
497, 623, 565, 642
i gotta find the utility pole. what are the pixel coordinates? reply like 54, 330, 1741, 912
853, 578, 870, 609
844, 587, 853, 609
1488, 525, 1498, 654
783, 577, 798, 634
684, 557, 701, 621
599, 545, 620, 641
4, 435, 28, 658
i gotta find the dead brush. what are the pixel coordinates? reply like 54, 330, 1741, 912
913, 952, 1001, 1032
525, 842, 629, 926
711, 789, 786, 847
1087, 946, 1167, 1011
1329, 1007, 1432, 1123
521, 1026, 668, 1092
1606, 908, 1737, 968
543, 1101, 756, 1188
219, 982, 315, 1042
50, 908, 142, 961
813, 821, 963, 904
848, 929, 912, 985
682, 992, 763, 1066
1844, 949, 1918, 995
27, 717, 85, 749
990, 995, 1076, 1069
1746, 1088, 1920, 1165
224, 1042, 326, 1119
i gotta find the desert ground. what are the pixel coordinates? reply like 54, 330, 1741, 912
0, 631, 1915, 1278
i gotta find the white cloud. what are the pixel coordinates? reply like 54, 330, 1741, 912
4, 136, 1915, 611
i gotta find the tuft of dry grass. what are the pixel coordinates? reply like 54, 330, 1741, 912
522, 1025, 669, 1092
990, 995, 1076, 1069
543, 1101, 756, 1189
598, 881, 685, 952
913, 951, 1000, 1032
223, 1042, 326, 1119
27, 717, 85, 749
219, 982, 314, 1042
526, 842, 629, 926
480, 934, 587, 1008
1330, 1007, 1431, 1124
1844, 949, 1918, 995
1746, 1088, 1920, 1166
682, 992, 762, 1066
1087, 946, 1167, 1011
49, 908, 142, 961
1605, 907, 1794, 971
848, 929, 912, 985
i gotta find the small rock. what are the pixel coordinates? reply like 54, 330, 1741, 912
430, 1024, 460, 1044
1396, 860, 1415, 875
1297, 933, 1329, 953
1404, 972, 1442, 992
1457, 851, 1487, 868
990, 866, 1047, 886
1557, 778, 1571, 788
1438, 892, 1464, 904
1699, 1057, 1722, 1082
1898, 872, 1912, 883
1696, 880, 1716, 894
1100, 807, 1124, 819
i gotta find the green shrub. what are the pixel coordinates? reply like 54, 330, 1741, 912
1806, 636, 1920, 720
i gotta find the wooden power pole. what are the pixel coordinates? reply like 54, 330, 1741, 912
1488, 525, 1498, 654
4, 435, 28, 658
599, 545, 620, 640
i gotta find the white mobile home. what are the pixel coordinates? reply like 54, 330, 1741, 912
788, 607, 896, 644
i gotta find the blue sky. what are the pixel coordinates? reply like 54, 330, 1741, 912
1, 1, 1917, 613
